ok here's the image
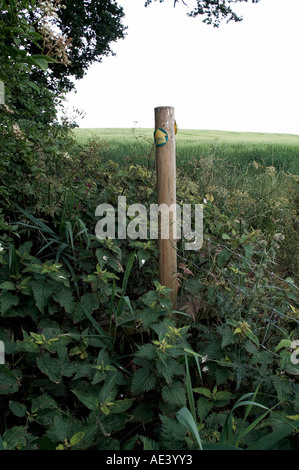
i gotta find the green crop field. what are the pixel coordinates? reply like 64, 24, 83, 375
73, 127, 299, 174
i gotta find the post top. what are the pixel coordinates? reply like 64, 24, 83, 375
155, 106, 174, 110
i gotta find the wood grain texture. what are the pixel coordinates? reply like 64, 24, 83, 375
155, 106, 177, 308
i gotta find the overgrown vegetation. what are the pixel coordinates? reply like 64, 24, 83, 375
0, 0, 298, 451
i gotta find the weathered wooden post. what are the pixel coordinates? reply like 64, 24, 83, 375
154, 106, 177, 308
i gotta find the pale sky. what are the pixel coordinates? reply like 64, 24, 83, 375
65, 0, 299, 134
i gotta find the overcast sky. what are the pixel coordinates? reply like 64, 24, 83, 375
65, 0, 299, 134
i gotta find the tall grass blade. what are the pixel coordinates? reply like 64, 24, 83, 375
203, 443, 242, 450
65, 221, 74, 253
220, 393, 269, 444
184, 348, 203, 384
235, 410, 270, 447
176, 407, 203, 450
81, 305, 108, 339
184, 353, 197, 423
247, 420, 299, 450
15, 205, 55, 235
116, 253, 135, 318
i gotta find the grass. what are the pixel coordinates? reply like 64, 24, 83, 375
73, 127, 299, 277
73, 127, 299, 173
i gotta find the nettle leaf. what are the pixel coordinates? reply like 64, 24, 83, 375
60, 360, 77, 378
272, 375, 293, 401
220, 327, 237, 348
161, 381, 186, 406
99, 375, 116, 404
73, 293, 99, 323
31, 394, 57, 414
111, 399, 133, 414
2, 426, 28, 450
37, 353, 62, 383
139, 308, 162, 329
139, 435, 160, 450
141, 290, 159, 307
156, 357, 184, 384
193, 387, 213, 399
1, 292, 19, 314
160, 414, 187, 443
50, 415, 71, 442
197, 396, 214, 421
0, 369, 21, 395
131, 368, 156, 394
34, 409, 56, 426
9, 401, 27, 417
72, 389, 99, 411
132, 402, 155, 424
32, 281, 53, 312
0, 281, 16, 290
53, 288, 74, 313
135, 343, 156, 360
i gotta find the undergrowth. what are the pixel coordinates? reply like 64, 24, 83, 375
0, 135, 298, 450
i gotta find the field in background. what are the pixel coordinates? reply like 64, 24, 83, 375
73, 127, 299, 173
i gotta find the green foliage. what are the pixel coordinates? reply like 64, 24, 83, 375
54, 0, 127, 91
0, 2, 298, 450
145, 0, 261, 27
0, 145, 298, 450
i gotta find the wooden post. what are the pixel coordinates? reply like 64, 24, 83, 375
154, 106, 177, 308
